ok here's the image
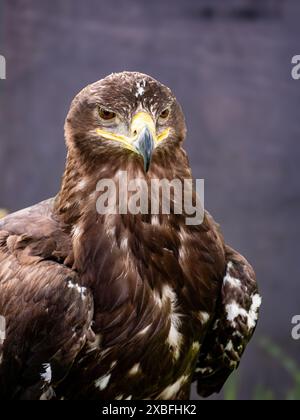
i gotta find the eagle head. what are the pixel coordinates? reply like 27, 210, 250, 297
64, 72, 187, 173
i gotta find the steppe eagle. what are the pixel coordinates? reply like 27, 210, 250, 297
0, 72, 261, 400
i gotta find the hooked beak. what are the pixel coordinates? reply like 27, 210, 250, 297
95, 111, 170, 172
133, 126, 154, 172
130, 112, 156, 172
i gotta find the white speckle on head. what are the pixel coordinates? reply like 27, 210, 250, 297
0, 315, 6, 345
159, 375, 189, 399
67, 280, 87, 300
226, 294, 262, 330
41, 363, 52, 384
224, 262, 242, 288
135, 79, 146, 98
128, 363, 141, 376
95, 373, 111, 391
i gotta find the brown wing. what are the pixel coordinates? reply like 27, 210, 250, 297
194, 245, 261, 398
0, 200, 94, 400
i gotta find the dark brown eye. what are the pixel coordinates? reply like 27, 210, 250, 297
159, 109, 170, 120
98, 107, 116, 121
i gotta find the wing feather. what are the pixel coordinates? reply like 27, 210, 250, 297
0, 201, 94, 400
194, 245, 261, 398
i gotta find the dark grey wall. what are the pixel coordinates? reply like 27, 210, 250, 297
0, 0, 300, 400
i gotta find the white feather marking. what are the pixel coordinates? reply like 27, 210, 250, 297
89, 334, 102, 351
195, 367, 213, 375
125, 395, 132, 400
110, 361, 117, 369
120, 237, 128, 251
191, 342, 201, 353
95, 373, 111, 391
224, 262, 242, 288
168, 312, 182, 359
67, 280, 87, 300
226, 294, 262, 330
226, 302, 248, 325
72, 225, 82, 241
135, 80, 146, 98
128, 363, 141, 376
225, 340, 234, 352
138, 325, 151, 336
151, 215, 160, 225
159, 375, 189, 399
106, 224, 116, 238
199, 311, 210, 324
40, 387, 56, 400
41, 363, 52, 384
153, 291, 163, 307
213, 319, 220, 330
162, 286, 183, 360
0, 315, 6, 345
248, 294, 262, 329
77, 179, 88, 191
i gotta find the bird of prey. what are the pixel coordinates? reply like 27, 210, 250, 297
0, 72, 261, 400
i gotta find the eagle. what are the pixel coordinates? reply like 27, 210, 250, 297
0, 72, 261, 400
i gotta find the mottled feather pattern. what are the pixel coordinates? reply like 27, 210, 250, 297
195, 246, 260, 397
0, 72, 260, 400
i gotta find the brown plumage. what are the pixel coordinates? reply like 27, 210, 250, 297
0, 72, 261, 400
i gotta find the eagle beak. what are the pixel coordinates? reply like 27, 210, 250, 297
131, 113, 156, 172
95, 111, 170, 172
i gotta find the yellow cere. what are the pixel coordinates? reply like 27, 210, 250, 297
95, 111, 170, 152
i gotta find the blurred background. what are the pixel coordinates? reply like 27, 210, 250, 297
0, 0, 300, 400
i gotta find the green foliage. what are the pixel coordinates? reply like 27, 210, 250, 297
253, 385, 275, 401
259, 337, 300, 401
223, 371, 239, 400
223, 336, 300, 400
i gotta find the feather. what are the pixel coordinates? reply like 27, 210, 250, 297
0, 72, 260, 400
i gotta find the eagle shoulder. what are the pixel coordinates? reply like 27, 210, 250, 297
0, 199, 94, 400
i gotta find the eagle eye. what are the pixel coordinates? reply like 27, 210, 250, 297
159, 109, 170, 121
98, 107, 116, 121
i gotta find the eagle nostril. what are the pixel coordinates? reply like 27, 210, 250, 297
133, 130, 138, 137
